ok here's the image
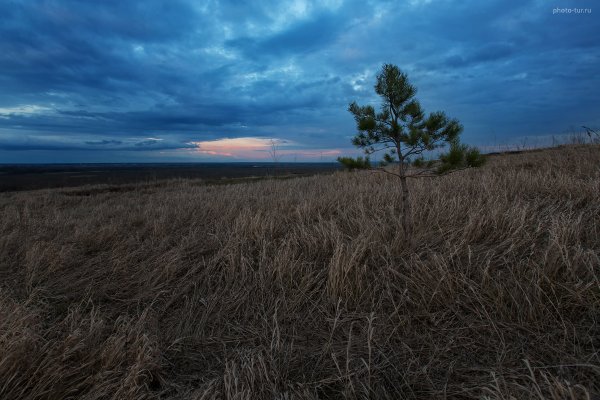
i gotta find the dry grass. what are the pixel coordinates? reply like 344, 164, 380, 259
1, 145, 599, 399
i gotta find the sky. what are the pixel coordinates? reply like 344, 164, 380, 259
0, 0, 598, 163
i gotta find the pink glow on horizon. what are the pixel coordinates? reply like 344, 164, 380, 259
189, 137, 344, 160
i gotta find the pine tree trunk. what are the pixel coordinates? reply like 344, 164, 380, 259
399, 174, 412, 240
397, 154, 413, 242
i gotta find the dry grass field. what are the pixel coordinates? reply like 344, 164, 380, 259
1, 145, 599, 399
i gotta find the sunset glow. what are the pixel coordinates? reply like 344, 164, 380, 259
190, 137, 280, 158
190, 137, 343, 161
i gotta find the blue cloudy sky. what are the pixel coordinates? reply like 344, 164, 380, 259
0, 0, 598, 162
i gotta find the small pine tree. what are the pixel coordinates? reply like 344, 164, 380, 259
348, 63, 486, 239
337, 156, 371, 170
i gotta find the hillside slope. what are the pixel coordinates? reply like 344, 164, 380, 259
1, 145, 599, 399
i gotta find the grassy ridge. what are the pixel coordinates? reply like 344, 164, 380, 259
1, 145, 599, 399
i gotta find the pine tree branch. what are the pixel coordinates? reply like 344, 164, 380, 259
403, 137, 445, 158
369, 165, 472, 179
366, 144, 396, 153
407, 167, 438, 176
371, 167, 403, 178
405, 166, 471, 178
378, 118, 394, 128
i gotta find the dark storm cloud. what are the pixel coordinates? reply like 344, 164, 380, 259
85, 140, 122, 146
135, 139, 161, 147
443, 43, 515, 68
226, 11, 348, 59
0, 133, 195, 152
0, 0, 599, 161
0, 0, 197, 93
